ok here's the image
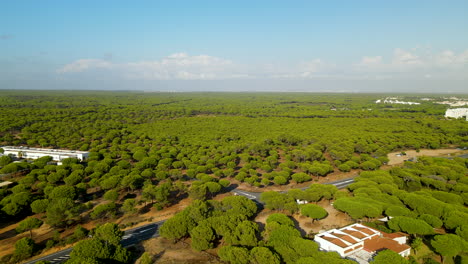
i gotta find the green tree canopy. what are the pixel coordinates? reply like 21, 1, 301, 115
16, 217, 43, 238
218, 246, 250, 264
431, 234, 466, 263
14, 237, 36, 260
93, 223, 124, 246
300, 204, 328, 222
388, 216, 434, 236
250, 246, 281, 264
370, 249, 408, 264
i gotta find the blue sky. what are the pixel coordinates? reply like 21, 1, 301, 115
1, 0, 468, 92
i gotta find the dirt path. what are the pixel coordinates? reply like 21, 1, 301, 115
387, 148, 468, 166
254, 199, 354, 237
138, 237, 222, 264
4, 148, 467, 260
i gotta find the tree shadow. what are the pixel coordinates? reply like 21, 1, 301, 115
128, 244, 144, 260
138, 203, 153, 214
0, 228, 18, 240
123, 193, 137, 199
289, 216, 307, 237
170, 192, 188, 204
129, 243, 165, 263
224, 183, 239, 192
84, 189, 104, 202
256, 221, 266, 234
153, 249, 166, 262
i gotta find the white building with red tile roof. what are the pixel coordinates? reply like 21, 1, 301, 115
315, 223, 410, 263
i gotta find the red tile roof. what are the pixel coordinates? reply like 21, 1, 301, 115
364, 237, 410, 254
353, 226, 377, 235
332, 232, 359, 244
321, 235, 349, 248
381, 231, 407, 239
341, 229, 367, 239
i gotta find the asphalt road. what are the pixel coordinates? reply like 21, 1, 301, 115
323, 177, 356, 189
231, 176, 356, 203
24, 221, 165, 264
17, 152, 468, 263
25, 177, 356, 263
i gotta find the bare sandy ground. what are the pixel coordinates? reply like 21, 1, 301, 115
254, 199, 354, 237
387, 148, 468, 166
137, 237, 222, 264
3, 148, 467, 261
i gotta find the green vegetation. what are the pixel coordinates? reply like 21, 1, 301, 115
333, 156, 468, 263
164, 197, 355, 264
300, 204, 328, 222
16, 217, 43, 238
67, 223, 131, 263
0, 91, 467, 263
370, 249, 408, 264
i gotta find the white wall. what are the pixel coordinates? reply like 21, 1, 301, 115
445, 108, 468, 120
399, 248, 411, 257
2, 149, 88, 161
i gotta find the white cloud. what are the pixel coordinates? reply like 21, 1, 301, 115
57, 53, 239, 80
57, 49, 468, 81
268, 59, 338, 79
434, 50, 468, 67
359, 56, 383, 66
57, 59, 113, 73
353, 48, 468, 79
392, 48, 423, 66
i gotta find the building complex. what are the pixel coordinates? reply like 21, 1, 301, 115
445, 108, 468, 121
1, 146, 89, 161
315, 223, 410, 264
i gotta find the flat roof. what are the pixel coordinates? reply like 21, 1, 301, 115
1, 146, 88, 155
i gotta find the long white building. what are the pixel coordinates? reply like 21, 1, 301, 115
445, 108, 468, 120
1, 146, 89, 161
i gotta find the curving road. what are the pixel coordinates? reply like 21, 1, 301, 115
21, 153, 468, 263
231, 176, 356, 202
24, 177, 356, 264
24, 221, 165, 264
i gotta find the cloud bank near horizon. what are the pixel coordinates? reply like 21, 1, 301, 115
57, 48, 468, 82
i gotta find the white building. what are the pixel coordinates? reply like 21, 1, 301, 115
315, 223, 410, 263
1, 146, 89, 161
445, 108, 468, 121
375, 98, 420, 105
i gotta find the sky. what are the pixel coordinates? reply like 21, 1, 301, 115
1, 0, 468, 92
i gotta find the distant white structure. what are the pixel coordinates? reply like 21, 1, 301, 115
1, 146, 89, 161
445, 108, 468, 121
315, 223, 410, 263
437, 101, 468, 107
375, 98, 420, 105
0, 181, 14, 188
296, 199, 308, 205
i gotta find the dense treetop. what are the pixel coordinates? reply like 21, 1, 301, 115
0, 91, 467, 263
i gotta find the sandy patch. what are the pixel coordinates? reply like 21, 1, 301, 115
387, 148, 468, 166
254, 199, 354, 238
292, 200, 354, 236
0, 217, 57, 258
138, 237, 222, 264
